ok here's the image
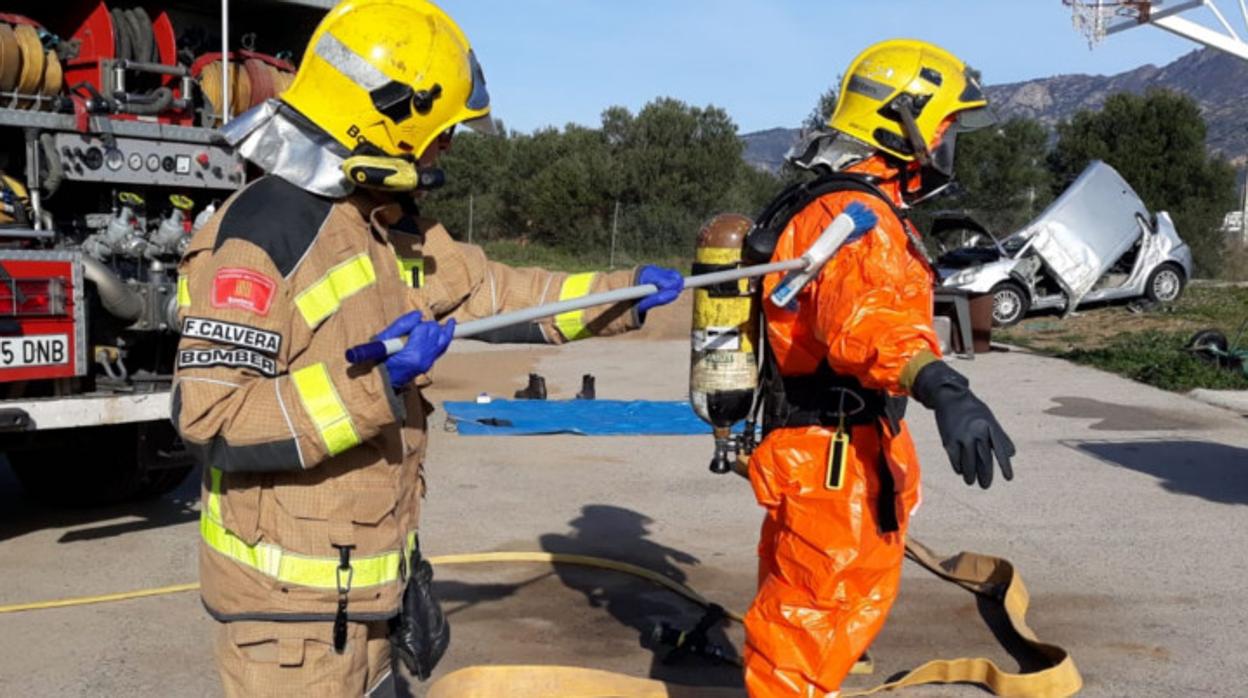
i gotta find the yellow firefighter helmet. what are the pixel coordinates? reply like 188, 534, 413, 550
282, 0, 492, 161
828, 38, 994, 174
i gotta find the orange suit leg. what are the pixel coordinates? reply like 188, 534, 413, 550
743, 425, 909, 698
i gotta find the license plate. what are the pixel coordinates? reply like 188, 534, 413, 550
0, 335, 69, 368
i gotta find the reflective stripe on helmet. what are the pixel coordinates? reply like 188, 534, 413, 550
554, 273, 596, 342
846, 75, 892, 100
292, 362, 360, 456
315, 31, 389, 91
295, 253, 377, 328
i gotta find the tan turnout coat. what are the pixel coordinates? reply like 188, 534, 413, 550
174, 175, 643, 623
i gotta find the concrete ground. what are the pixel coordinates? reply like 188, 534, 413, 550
1, 331, 1247, 696
1188, 388, 1248, 417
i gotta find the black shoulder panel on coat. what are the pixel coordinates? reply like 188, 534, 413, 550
214, 176, 334, 277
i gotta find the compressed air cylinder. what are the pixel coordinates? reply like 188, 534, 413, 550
689, 214, 759, 430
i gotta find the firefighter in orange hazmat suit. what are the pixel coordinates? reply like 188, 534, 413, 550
742, 39, 1016, 697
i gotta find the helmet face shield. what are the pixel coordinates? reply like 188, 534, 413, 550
466, 51, 490, 111
461, 50, 497, 134
956, 106, 997, 133
930, 127, 957, 177
462, 114, 497, 135
960, 66, 986, 103
928, 106, 996, 176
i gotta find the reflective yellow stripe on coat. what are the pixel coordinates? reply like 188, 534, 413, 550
201, 468, 414, 590
291, 363, 360, 455
554, 273, 596, 341
177, 275, 191, 307
295, 253, 377, 328
396, 257, 424, 288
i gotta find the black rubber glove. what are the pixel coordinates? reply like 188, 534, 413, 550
910, 361, 1015, 489
389, 541, 450, 681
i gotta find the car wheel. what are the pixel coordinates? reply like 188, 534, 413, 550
1146, 263, 1185, 303
990, 282, 1030, 327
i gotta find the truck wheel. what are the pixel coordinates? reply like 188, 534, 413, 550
8, 423, 194, 506
1146, 263, 1185, 303
136, 462, 196, 499
133, 421, 196, 500
990, 282, 1030, 327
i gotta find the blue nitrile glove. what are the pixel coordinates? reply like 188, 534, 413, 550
637, 265, 684, 316
378, 311, 456, 389
843, 201, 879, 243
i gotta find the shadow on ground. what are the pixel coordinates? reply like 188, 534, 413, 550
1046, 397, 1208, 432
0, 459, 200, 543
1070, 439, 1248, 504
539, 505, 743, 688
435, 573, 555, 619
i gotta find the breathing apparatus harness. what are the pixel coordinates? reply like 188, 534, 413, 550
746, 169, 933, 269
739, 171, 923, 530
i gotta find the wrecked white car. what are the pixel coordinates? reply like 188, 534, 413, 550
935, 161, 1193, 327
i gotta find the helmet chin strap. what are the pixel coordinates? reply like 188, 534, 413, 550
341, 154, 446, 193
886, 96, 965, 205
889, 95, 932, 167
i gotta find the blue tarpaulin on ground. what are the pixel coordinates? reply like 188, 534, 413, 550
444, 399, 716, 436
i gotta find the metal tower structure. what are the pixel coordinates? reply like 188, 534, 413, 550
1065, 0, 1248, 61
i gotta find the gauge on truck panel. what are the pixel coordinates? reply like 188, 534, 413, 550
82, 148, 103, 171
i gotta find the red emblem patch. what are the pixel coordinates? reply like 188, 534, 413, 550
211, 268, 276, 316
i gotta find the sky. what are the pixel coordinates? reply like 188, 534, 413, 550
437, 0, 1213, 135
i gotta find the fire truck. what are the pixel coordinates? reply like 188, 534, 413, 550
0, 1, 328, 505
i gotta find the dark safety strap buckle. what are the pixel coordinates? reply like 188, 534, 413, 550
821, 387, 867, 423
334, 546, 354, 654
336, 546, 355, 595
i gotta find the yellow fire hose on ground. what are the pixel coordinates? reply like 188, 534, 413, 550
0, 541, 1081, 697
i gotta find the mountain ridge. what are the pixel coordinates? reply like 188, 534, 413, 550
741, 48, 1248, 172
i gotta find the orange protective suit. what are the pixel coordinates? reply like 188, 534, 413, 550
743, 156, 940, 697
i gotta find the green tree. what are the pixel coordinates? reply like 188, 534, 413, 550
421, 126, 514, 242
423, 97, 784, 264
1048, 90, 1237, 277
802, 84, 838, 132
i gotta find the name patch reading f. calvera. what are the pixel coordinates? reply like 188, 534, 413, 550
178, 347, 278, 376
181, 317, 282, 355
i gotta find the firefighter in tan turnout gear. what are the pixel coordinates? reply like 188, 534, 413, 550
172, 1, 683, 695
